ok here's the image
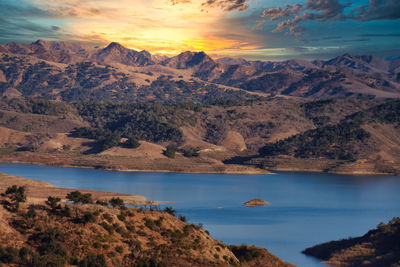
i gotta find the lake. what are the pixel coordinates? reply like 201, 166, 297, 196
1, 163, 400, 267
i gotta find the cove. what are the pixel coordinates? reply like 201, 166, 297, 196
1, 163, 400, 267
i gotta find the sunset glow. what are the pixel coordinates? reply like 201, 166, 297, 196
1, 0, 399, 60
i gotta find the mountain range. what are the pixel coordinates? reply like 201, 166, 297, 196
1, 40, 400, 101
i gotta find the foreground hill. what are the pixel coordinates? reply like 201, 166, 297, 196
0, 173, 294, 267
303, 217, 400, 266
1, 40, 400, 100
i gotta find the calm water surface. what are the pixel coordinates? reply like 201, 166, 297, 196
1, 163, 400, 267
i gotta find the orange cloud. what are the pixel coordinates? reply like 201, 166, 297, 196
30, 0, 264, 55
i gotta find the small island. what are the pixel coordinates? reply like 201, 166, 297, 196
244, 198, 270, 207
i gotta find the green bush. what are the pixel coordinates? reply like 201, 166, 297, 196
115, 246, 124, 254
82, 211, 98, 224
45, 196, 61, 212
178, 215, 187, 222
117, 213, 126, 222
178, 147, 200, 158
163, 206, 177, 217
109, 197, 124, 208
101, 222, 114, 235
125, 135, 140, 148
163, 144, 177, 158
229, 246, 262, 262
66, 191, 93, 205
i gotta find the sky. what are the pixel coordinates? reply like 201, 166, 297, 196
0, 0, 399, 60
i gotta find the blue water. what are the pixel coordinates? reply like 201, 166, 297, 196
1, 163, 400, 267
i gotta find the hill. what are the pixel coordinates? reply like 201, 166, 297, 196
0, 172, 294, 267
1, 40, 400, 100
303, 217, 400, 266
229, 99, 400, 175
1, 96, 385, 174
3, 96, 400, 175
0, 40, 400, 174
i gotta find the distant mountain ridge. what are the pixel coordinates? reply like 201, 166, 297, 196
0, 40, 400, 100
217, 54, 400, 73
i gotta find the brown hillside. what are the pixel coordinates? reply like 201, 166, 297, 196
303, 217, 400, 267
0, 173, 294, 267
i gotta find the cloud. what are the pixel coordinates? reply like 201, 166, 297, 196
353, 0, 400, 21
170, 0, 250, 11
0, 0, 51, 18
201, 0, 250, 12
51, 26, 61, 31
261, 0, 400, 35
0, 0, 63, 43
170, 0, 191, 5
261, 4, 302, 21
0, 18, 61, 43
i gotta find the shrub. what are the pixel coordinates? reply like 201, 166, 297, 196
109, 198, 124, 208
144, 219, 157, 230
96, 200, 108, 206
103, 213, 113, 223
179, 147, 200, 158
0, 246, 19, 264
78, 254, 106, 267
93, 242, 101, 249
125, 135, 140, 149
66, 191, 93, 204
137, 231, 147, 237
115, 246, 124, 254
4, 185, 26, 211
61, 205, 72, 217
178, 215, 187, 222
163, 206, 177, 217
101, 222, 114, 235
117, 213, 126, 222
82, 211, 98, 224
45, 196, 61, 212
163, 144, 177, 158
126, 224, 135, 232
229, 246, 262, 262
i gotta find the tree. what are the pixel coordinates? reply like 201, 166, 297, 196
96, 131, 121, 151
80, 193, 93, 204
66, 191, 83, 205
125, 135, 140, 148
45, 196, 61, 212
66, 191, 92, 219
6, 185, 26, 203
179, 146, 200, 158
163, 144, 177, 158
109, 197, 124, 208
163, 206, 177, 217
5, 185, 26, 211
66, 191, 92, 205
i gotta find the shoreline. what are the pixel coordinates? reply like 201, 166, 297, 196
0, 156, 272, 175
268, 166, 396, 176
0, 171, 166, 206
1, 158, 397, 176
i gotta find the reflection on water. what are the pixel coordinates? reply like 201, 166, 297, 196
0, 164, 399, 267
